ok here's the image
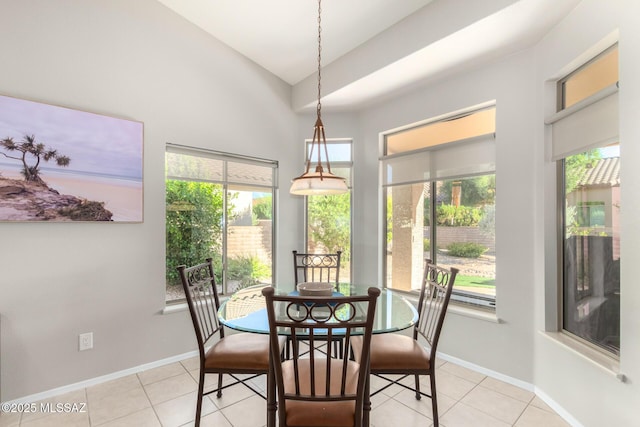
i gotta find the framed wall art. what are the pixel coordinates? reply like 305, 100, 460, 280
0, 94, 143, 222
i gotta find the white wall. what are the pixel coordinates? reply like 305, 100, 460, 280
0, 0, 300, 401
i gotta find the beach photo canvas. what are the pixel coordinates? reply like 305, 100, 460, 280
0, 94, 143, 222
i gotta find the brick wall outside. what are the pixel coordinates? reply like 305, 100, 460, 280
227, 220, 272, 265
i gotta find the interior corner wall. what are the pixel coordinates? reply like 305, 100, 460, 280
0, 0, 299, 401
533, 1, 640, 426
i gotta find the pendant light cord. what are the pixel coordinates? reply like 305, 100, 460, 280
316, 0, 322, 119
289, 0, 347, 194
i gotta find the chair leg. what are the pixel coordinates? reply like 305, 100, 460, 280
430, 373, 439, 427
333, 339, 344, 358
363, 371, 371, 427
195, 371, 205, 427
414, 374, 421, 400
217, 373, 223, 398
285, 337, 291, 359
267, 354, 277, 427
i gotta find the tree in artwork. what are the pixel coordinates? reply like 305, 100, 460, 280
0, 134, 71, 184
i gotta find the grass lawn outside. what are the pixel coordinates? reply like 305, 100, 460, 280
454, 275, 495, 288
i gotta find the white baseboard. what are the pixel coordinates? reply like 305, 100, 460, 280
2, 350, 198, 405
437, 351, 584, 427
437, 351, 535, 392
533, 386, 584, 427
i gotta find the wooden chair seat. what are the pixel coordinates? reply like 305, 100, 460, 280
282, 359, 359, 427
351, 333, 430, 372
205, 333, 283, 371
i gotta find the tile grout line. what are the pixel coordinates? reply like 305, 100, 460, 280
88, 374, 153, 427
138, 372, 163, 427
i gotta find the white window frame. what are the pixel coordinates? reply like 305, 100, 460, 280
381, 105, 496, 309
303, 138, 354, 283
545, 44, 620, 357
165, 143, 278, 300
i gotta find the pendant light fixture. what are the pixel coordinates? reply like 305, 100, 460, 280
290, 0, 348, 196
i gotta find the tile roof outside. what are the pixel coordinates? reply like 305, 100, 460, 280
577, 157, 620, 187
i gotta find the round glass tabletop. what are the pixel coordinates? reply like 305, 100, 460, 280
218, 283, 418, 335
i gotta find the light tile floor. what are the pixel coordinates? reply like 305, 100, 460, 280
0, 357, 571, 427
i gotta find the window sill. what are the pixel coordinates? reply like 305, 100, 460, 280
448, 302, 501, 323
539, 331, 623, 380
162, 302, 188, 315
161, 295, 229, 315
400, 291, 500, 323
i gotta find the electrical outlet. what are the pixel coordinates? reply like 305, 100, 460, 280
79, 332, 93, 351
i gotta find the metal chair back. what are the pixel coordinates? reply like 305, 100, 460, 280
415, 259, 458, 362
262, 286, 380, 427
177, 258, 223, 357
293, 250, 342, 289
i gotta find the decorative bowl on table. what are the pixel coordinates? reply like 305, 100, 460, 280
297, 282, 334, 297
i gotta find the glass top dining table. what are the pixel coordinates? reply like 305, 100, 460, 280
218, 283, 418, 335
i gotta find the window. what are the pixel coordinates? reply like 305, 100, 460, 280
548, 45, 620, 355
382, 106, 496, 308
165, 144, 277, 303
576, 201, 605, 227
305, 139, 352, 282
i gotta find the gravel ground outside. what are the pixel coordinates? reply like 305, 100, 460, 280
436, 252, 496, 278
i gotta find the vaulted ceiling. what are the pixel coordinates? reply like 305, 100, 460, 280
156, 0, 581, 111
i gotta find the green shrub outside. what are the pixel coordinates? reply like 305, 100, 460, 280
424, 238, 430, 252
227, 255, 271, 289
436, 205, 482, 227
253, 197, 272, 220
447, 242, 487, 258
166, 180, 226, 287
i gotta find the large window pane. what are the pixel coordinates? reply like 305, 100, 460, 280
434, 176, 496, 307
304, 139, 352, 282
226, 187, 273, 293
563, 145, 620, 354
165, 180, 224, 302
307, 192, 351, 283
385, 176, 496, 307
165, 146, 276, 303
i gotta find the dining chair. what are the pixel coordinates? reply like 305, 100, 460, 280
262, 286, 380, 427
350, 260, 458, 427
292, 250, 342, 290
291, 250, 343, 358
178, 259, 285, 427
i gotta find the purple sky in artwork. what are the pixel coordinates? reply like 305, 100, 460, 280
0, 95, 142, 179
